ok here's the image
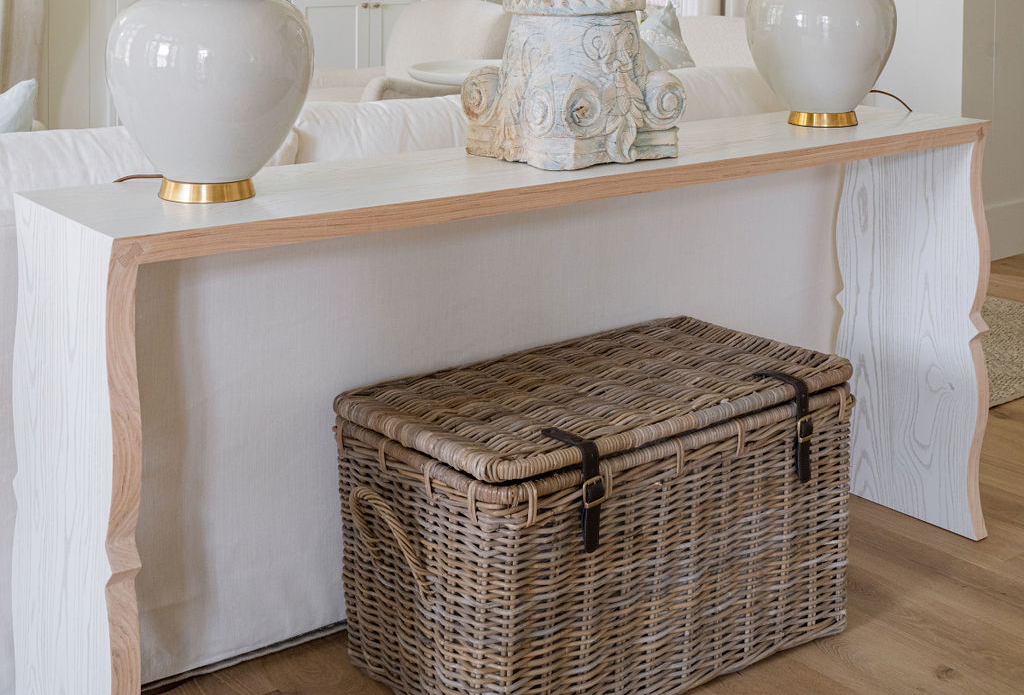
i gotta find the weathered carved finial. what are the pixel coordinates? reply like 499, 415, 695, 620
463, 0, 685, 171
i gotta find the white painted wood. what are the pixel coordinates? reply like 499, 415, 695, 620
373, 0, 417, 66
19, 108, 984, 244
40, 0, 91, 128
292, 0, 370, 69
11, 198, 116, 695
292, 0, 419, 69
836, 143, 987, 539
36, 0, 128, 129
963, 0, 1024, 260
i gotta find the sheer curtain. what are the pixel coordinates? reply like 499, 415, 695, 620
0, 0, 44, 91
648, 0, 747, 15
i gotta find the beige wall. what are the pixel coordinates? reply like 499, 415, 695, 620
38, 0, 131, 129
964, 0, 1024, 260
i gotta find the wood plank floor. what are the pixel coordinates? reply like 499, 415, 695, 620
163, 257, 1024, 695
989, 254, 1024, 302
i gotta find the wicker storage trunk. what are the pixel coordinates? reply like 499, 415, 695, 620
334, 316, 853, 695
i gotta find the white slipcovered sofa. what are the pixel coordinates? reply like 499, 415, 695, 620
0, 62, 782, 690
312, 9, 754, 102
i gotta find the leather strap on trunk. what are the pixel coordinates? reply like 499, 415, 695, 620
541, 428, 606, 553
753, 371, 814, 483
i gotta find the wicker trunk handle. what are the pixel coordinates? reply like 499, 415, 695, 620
350, 486, 435, 601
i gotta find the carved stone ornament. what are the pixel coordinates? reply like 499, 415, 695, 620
462, 0, 685, 171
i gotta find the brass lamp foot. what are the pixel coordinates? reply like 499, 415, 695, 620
159, 178, 255, 204
788, 111, 859, 128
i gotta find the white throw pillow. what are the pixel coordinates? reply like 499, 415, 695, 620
641, 2, 696, 69
0, 80, 37, 134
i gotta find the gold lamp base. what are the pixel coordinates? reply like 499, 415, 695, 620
788, 111, 859, 128
159, 178, 255, 204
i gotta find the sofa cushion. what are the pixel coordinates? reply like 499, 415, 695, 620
360, 77, 459, 102
306, 86, 366, 103
293, 96, 468, 164
268, 128, 300, 167
311, 66, 385, 90
0, 80, 37, 133
673, 66, 783, 121
0, 126, 154, 220
677, 16, 755, 68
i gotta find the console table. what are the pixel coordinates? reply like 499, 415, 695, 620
12, 108, 990, 694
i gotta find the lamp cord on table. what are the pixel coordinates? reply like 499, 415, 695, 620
869, 89, 913, 113
113, 173, 163, 183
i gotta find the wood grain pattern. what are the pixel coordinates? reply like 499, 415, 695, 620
19, 108, 985, 266
965, 134, 992, 539
11, 199, 117, 695
835, 141, 989, 540
106, 257, 143, 695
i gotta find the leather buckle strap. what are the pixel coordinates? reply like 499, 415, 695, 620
541, 428, 605, 553
753, 371, 813, 483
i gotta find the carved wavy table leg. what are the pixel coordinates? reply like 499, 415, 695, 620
12, 197, 142, 695
836, 140, 990, 540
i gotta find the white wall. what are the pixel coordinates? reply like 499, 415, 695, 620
963, 0, 1024, 260
861, 0, 1023, 260
874, 0, 965, 116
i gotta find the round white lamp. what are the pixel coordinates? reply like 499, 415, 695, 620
745, 0, 897, 128
107, 0, 313, 203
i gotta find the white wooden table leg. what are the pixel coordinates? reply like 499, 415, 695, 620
836, 140, 990, 540
12, 197, 142, 694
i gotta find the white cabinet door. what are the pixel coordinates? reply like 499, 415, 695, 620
292, 0, 371, 69
368, 0, 418, 66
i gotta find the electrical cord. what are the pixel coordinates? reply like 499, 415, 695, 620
869, 89, 912, 113
113, 173, 163, 183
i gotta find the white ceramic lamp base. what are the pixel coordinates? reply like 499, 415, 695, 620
107, 0, 312, 203
746, 0, 897, 129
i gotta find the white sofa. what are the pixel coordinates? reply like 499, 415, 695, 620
0, 64, 782, 691
312, 12, 755, 102
309, 0, 511, 102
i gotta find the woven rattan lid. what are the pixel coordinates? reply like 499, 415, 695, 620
334, 316, 852, 483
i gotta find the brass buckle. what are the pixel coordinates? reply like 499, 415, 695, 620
582, 475, 608, 509
797, 415, 813, 443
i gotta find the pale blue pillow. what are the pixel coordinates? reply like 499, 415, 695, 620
0, 80, 38, 134
641, 2, 696, 69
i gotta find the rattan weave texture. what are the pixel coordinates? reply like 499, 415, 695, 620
334, 315, 852, 695
336, 316, 851, 482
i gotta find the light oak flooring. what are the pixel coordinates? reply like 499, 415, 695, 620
990, 254, 1024, 303
163, 257, 1024, 695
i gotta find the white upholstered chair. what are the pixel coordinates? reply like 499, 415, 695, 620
308, 0, 511, 102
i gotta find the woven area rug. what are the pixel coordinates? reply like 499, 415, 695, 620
983, 296, 1024, 407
